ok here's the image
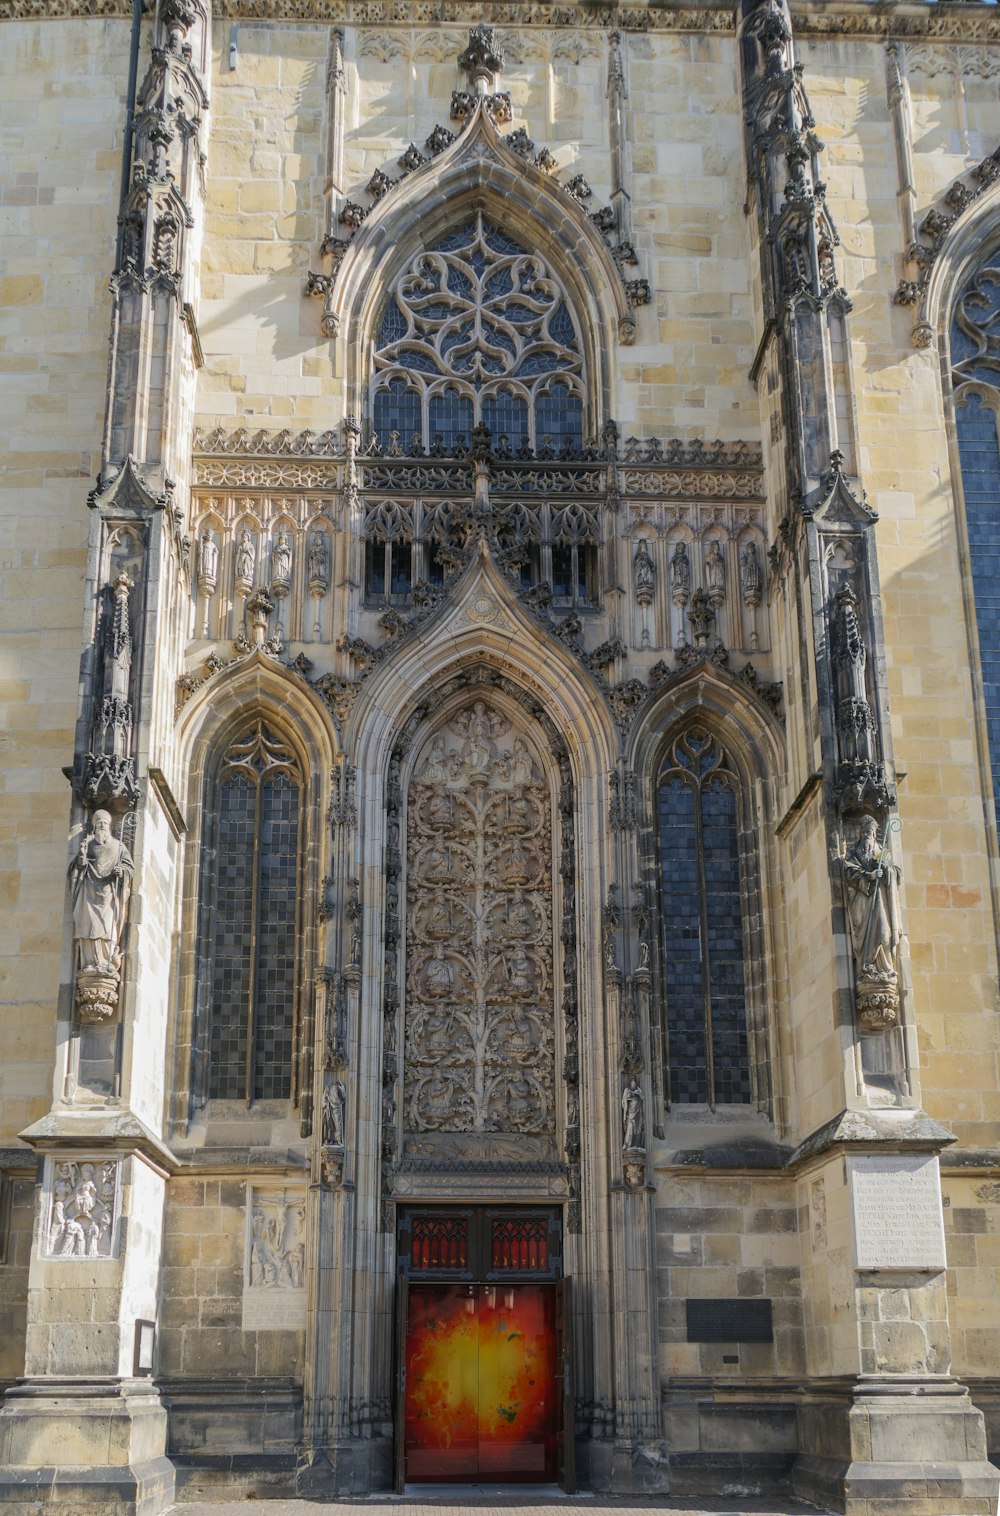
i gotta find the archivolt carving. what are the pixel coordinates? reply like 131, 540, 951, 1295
404, 701, 555, 1142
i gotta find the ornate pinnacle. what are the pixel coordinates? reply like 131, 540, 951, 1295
458, 25, 504, 96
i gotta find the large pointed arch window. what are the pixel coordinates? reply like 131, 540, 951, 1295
371, 212, 585, 455
198, 721, 302, 1103
657, 728, 753, 1107
951, 261, 1000, 820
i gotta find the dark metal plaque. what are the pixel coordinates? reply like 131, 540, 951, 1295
685, 1298, 773, 1343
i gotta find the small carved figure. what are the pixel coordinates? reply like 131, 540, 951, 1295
424, 941, 454, 997
47, 1159, 118, 1259
622, 1079, 645, 1151
705, 539, 726, 603
501, 840, 533, 884
250, 1205, 276, 1286
843, 815, 903, 987
740, 540, 762, 609
308, 530, 329, 588
670, 541, 691, 603
69, 811, 133, 979
633, 538, 655, 607
272, 529, 293, 588
422, 735, 450, 786
507, 944, 534, 997
508, 893, 534, 937
235, 528, 256, 590
279, 1205, 305, 1287
508, 737, 533, 787
462, 701, 495, 778
198, 529, 219, 592
423, 843, 453, 882
322, 1077, 347, 1147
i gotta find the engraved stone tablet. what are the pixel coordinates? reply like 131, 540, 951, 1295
849, 1154, 946, 1270
243, 1287, 306, 1331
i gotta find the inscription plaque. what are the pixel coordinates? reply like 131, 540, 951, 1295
242, 1288, 306, 1331
849, 1154, 946, 1271
686, 1298, 773, 1343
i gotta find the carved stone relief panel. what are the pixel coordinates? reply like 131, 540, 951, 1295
404, 700, 556, 1161
242, 1185, 307, 1330
41, 1156, 120, 1261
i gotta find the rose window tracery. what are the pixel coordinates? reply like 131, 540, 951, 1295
372, 213, 585, 455
403, 701, 555, 1142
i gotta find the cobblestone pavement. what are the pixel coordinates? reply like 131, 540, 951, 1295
165, 1490, 831, 1516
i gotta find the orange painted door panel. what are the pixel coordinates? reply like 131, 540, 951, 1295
404, 1282, 557, 1482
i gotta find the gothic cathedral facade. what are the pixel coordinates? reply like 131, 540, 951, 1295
3, 1, 1000, 1511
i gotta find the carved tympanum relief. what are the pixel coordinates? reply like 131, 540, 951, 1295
404, 701, 555, 1153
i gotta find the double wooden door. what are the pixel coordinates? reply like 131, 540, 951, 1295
394, 1208, 573, 1489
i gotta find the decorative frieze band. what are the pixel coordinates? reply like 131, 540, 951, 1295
9, 0, 1000, 44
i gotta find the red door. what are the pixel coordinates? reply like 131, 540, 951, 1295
403, 1281, 558, 1482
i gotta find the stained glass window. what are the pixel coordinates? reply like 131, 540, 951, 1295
202, 721, 301, 1103
657, 729, 752, 1107
952, 263, 1000, 821
371, 212, 585, 453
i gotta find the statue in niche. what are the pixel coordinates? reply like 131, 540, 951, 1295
740, 540, 763, 609
843, 814, 903, 1026
622, 1079, 645, 1151
670, 541, 691, 604
322, 1076, 347, 1147
308, 530, 329, 589
272, 529, 293, 589
424, 942, 454, 997
235, 528, 256, 590
705, 539, 726, 604
198, 529, 219, 594
633, 539, 655, 607
69, 810, 133, 1019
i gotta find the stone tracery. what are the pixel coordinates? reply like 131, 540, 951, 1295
403, 700, 555, 1144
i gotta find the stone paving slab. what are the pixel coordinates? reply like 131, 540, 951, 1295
163, 1492, 832, 1516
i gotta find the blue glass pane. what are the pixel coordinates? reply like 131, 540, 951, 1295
700, 779, 751, 1104
659, 777, 708, 1104
377, 297, 407, 347
549, 300, 577, 349
253, 775, 299, 1100
429, 388, 473, 454
373, 378, 421, 443
482, 390, 528, 445
208, 776, 255, 1099
535, 382, 583, 448
956, 390, 1000, 818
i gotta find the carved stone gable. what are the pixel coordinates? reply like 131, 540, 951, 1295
404, 700, 554, 1156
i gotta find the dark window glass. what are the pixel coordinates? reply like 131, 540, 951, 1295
534, 382, 583, 451
658, 731, 752, 1107
203, 724, 300, 1103
955, 391, 1000, 819
365, 539, 386, 598
482, 390, 528, 447
429, 387, 474, 454
373, 377, 422, 447
390, 540, 412, 598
